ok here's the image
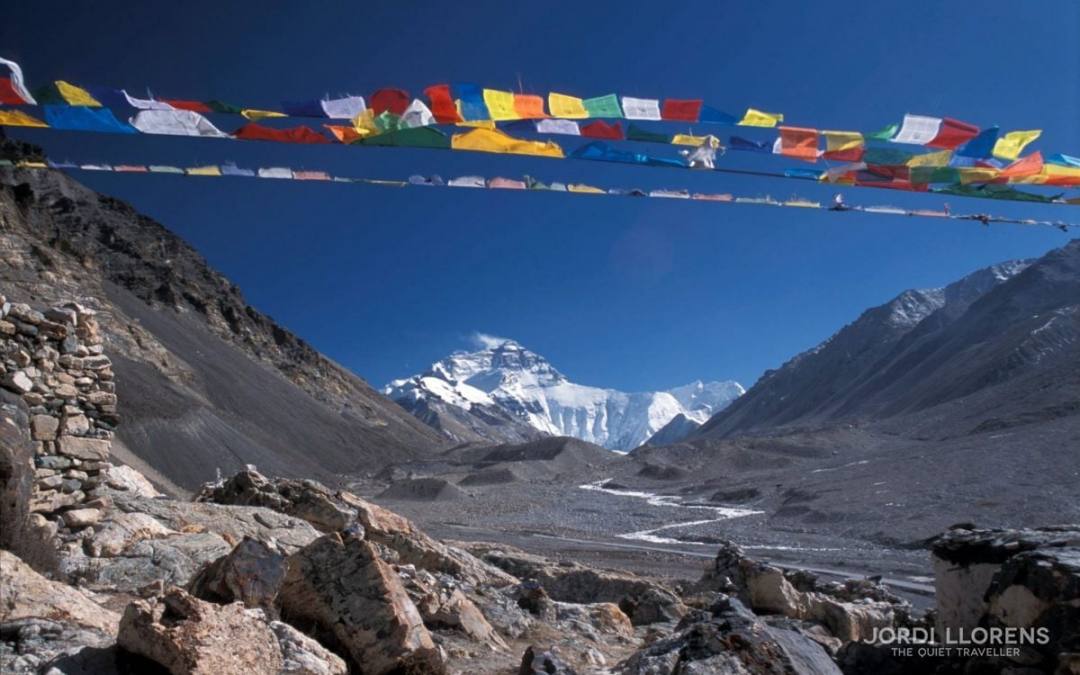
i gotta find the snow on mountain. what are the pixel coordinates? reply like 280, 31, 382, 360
384, 337, 744, 451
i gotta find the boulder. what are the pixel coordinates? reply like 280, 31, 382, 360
86, 511, 175, 557
0, 550, 120, 636
188, 537, 287, 615
278, 531, 445, 674
117, 587, 283, 675
619, 595, 841, 675
520, 645, 578, 674
269, 620, 347, 675
196, 470, 356, 532
399, 565, 505, 647
103, 464, 161, 497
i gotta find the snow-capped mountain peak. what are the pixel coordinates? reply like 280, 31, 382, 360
384, 338, 743, 451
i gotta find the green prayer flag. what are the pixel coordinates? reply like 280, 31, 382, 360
932, 184, 1060, 203
627, 124, 673, 144
866, 123, 899, 140
910, 167, 961, 184
583, 94, 622, 118
206, 100, 243, 114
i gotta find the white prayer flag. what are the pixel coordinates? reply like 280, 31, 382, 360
535, 119, 581, 135
130, 110, 230, 138
891, 114, 942, 145
621, 97, 662, 120
320, 96, 366, 120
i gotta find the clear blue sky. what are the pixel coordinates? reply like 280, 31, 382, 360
3, 1, 1078, 392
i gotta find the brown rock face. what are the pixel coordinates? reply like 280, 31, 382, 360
278, 532, 445, 675
117, 587, 283, 675
0, 549, 120, 635
188, 536, 287, 616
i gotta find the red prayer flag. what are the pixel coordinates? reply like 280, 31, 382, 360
580, 120, 623, 140
370, 88, 410, 116
162, 99, 214, 114
661, 99, 702, 122
0, 77, 28, 105
424, 84, 461, 124
234, 123, 330, 144
778, 126, 819, 162
927, 118, 979, 149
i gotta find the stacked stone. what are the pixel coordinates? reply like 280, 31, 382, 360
0, 294, 118, 533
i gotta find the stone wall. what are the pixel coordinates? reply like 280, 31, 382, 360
0, 294, 118, 531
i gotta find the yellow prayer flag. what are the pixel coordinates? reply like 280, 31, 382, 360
548, 92, 588, 119
55, 81, 101, 106
957, 167, 1000, 184
241, 109, 287, 121
907, 150, 953, 167
451, 128, 564, 158
16, 160, 47, 169
0, 110, 48, 128
482, 89, 519, 121
568, 183, 605, 194
672, 134, 707, 147
351, 109, 380, 136
738, 108, 783, 127
822, 130, 863, 153
186, 166, 222, 177
992, 130, 1041, 160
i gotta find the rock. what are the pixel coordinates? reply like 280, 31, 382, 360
4, 371, 33, 394
478, 545, 684, 625
554, 601, 634, 638
270, 620, 348, 675
520, 645, 578, 674
0, 550, 120, 635
86, 511, 175, 557
61, 413, 91, 435
196, 470, 357, 533
188, 537, 287, 615
29, 414, 59, 441
278, 532, 445, 675
56, 436, 110, 462
102, 464, 161, 497
619, 595, 842, 675
117, 587, 283, 675
399, 566, 505, 647
61, 507, 102, 529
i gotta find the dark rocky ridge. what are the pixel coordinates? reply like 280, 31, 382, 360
0, 133, 443, 491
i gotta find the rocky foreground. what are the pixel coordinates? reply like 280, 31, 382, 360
1, 296, 1078, 674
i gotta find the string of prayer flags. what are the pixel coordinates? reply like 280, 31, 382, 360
0, 57, 36, 104
737, 108, 783, 127
548, 93, 589, 119
621, 97, 662, 120
661, 99, 702, 122
993, 130, 1042, 160
777, 126, 820, 161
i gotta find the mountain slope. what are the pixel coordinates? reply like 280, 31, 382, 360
0, 134, 443, 490
697, 243, 1079, 439
386, 338, 743, 450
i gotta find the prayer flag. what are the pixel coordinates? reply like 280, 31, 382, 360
891, 114, 942, 145
513, 94, 547, 119
44, 105, 135, 134
737, 108, 783, 127
906, 149, 953, 167
699, 106, 737, 125
320, 96, 366, 120
241, 109, 287, 120
0, 57, 36, 104
207, 100, 243, 114
424, 84, 461, 123
865, 123, 899, 140
0, 110, 48, 128
582, 94, 622, 118
186, 165, 222, 176
662, 99, 702, 122
822, 130, 864, 161
580, 120, 623, 140
993, 130, 1041, 160
257, 167, 293, 179
621, 97, 662, 120
483, 89, 519, 121
998, 152, 1044, 179
324, 124, 364, 144
671, 134, 710, 146
453, 83, 489, 121
927, 118, 979, 149
370, 88, 410, 116
535, 119, 580, 135
55, 81, 101, 106
162, 99, 213, 113
627, 125, 672, 144
778, 126, 819, 161
548, 92, 589, 119
124, 92, 174, 110
130, 110, 230, 138
234, 123, 330, 144
956, 126, 999, 158
361, 127, 450, 149
451, 128, 564, 158
401, 99, 435, 128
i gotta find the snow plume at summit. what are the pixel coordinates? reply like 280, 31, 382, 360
384, 337, 744, 451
